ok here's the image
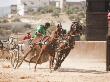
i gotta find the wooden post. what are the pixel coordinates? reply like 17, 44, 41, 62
106, 12, 110, 71
106, 36, 110, 71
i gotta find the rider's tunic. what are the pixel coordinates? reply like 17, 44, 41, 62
33, 25, 47, 38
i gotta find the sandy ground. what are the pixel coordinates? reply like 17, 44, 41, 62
0, 59, 109, 82
0, 42, 110, 82
0, 41, 108, 82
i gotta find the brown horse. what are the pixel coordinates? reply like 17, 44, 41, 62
54, 33, 75, 70
33, 27, 61, 72
16, 26, 61, 72
54, 22, 83, 70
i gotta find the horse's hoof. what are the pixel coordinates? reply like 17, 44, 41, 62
14, 66, 17, 69
34, 69, 37, 72
50, 70, 52, 73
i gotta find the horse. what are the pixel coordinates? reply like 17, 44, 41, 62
32, 27, 62, 72
0, 36, 17, 60
0, 36, 28, 67
0, 39, 11, 59
70, 21, 83, 39
16, 26, 62, 72
54, 33, 75, 70
10, 42, 29, 68
54, 23, 83, 70
9, 35, 32, 68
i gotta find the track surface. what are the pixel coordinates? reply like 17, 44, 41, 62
0, 41, 108, 82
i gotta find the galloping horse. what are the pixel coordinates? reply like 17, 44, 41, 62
0, 36, 28, 67
0, 36, 19, 60
54, 23, 83, 70
0, 37, 15, 59
54, 33, 75, 70
33, 26, 62, 72
16, 26, 62, 72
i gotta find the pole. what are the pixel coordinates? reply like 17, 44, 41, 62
106, 12, 110, 71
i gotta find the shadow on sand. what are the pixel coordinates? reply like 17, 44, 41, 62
36, 67, 108, 74
58, 68, 107, 74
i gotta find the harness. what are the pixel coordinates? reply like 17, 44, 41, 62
33, 36, 50, 48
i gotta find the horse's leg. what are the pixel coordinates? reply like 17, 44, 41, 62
58, 49, 67, 66
54, 50, 63, 70
29, 49, 36, 64
21, 45, 24, 52
49, 55, 53, 73
51, 57, 54, 68
34, 49, 44, 72
1, 49, 4, 58
16, 48, 32, 68
51, 52, 55, 68
1, 43, 4, 57
29, 49, 35, 69
59, 49, 71, 67
14, 47, 19, 69
0, 45, 4, 58
10, 51, 14, 67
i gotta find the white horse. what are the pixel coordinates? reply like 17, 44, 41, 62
8, 35, 30, 68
